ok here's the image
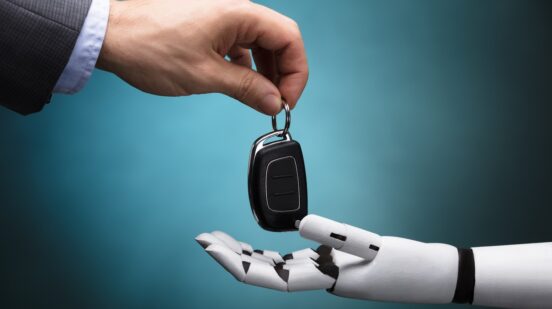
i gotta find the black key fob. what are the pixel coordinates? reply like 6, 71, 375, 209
248, 130, 308, 231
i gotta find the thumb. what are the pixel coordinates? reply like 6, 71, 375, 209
214, 60, 282, 115
298, 214, 382, 262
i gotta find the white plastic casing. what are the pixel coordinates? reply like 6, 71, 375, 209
331, 236, 459, 304
472, 242, 552, 309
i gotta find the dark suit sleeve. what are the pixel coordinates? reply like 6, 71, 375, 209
0, 0, 93, 115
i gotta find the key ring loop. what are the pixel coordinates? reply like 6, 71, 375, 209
271, 100, 291, 136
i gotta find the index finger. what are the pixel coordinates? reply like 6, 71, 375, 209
236, 3, 308, 109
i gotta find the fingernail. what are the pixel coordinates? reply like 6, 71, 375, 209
259, 94, 281, 115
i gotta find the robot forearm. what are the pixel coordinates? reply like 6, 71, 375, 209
471, 242, 552, 308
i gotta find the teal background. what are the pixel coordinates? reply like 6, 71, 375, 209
1, 0, 551, 308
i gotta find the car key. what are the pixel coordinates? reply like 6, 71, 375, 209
248, 101, 308, 231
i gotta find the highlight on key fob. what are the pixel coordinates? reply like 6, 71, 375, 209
247, 101, 308, 231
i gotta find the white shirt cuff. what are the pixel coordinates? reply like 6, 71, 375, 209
54, 0, 110, 94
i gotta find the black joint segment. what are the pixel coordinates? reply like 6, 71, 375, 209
316, 245, 334, 265
330, 233, 347, 241
316, 245, 333, 256
317, 263, 339, 280
242, 250, 252, 256
282, 253, 293, 260
242, 261, 251, 274
275, 267, 290, 283
326, 280, 338, 293
254, 249, 264, 254
369, 244, 380, 251
316, 255, 333, 265
275, 262, 285, 269
452, 248, 475, 304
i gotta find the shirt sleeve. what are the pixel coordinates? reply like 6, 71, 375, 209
54, 0, 110, 94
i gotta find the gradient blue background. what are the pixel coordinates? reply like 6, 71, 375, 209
1, 0, 551, 308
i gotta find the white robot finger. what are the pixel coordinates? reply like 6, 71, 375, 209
241, 253, 272, 266
210, 231, 243, 254
239, 241, 253, 255
255, 250, 284, 264
284, 262, 336, 291
250, 251, 276, 266
282, 248, 319, 261
284, 258, 319, 266
205, 243, 246, 281
195, 232, 227, 249
243, 260, 288, 291
299, 214, 382, 262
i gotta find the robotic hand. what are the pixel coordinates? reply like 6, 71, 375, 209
196, 214, 552, 309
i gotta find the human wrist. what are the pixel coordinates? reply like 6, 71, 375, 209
96, 0, 125, 72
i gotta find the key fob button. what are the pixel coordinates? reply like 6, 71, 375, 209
266, 156, 300, 212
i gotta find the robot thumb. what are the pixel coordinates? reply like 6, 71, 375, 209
298, 214, 382, 262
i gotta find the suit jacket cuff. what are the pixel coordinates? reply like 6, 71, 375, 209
54, 0, 110, 94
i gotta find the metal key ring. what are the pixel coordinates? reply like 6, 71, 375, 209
271, 100, 291, 136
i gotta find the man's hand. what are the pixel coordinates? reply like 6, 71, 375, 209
96, 0, 308, 115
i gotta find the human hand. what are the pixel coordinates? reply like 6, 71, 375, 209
96, 0, 308, 115
196, 214, 459, 304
